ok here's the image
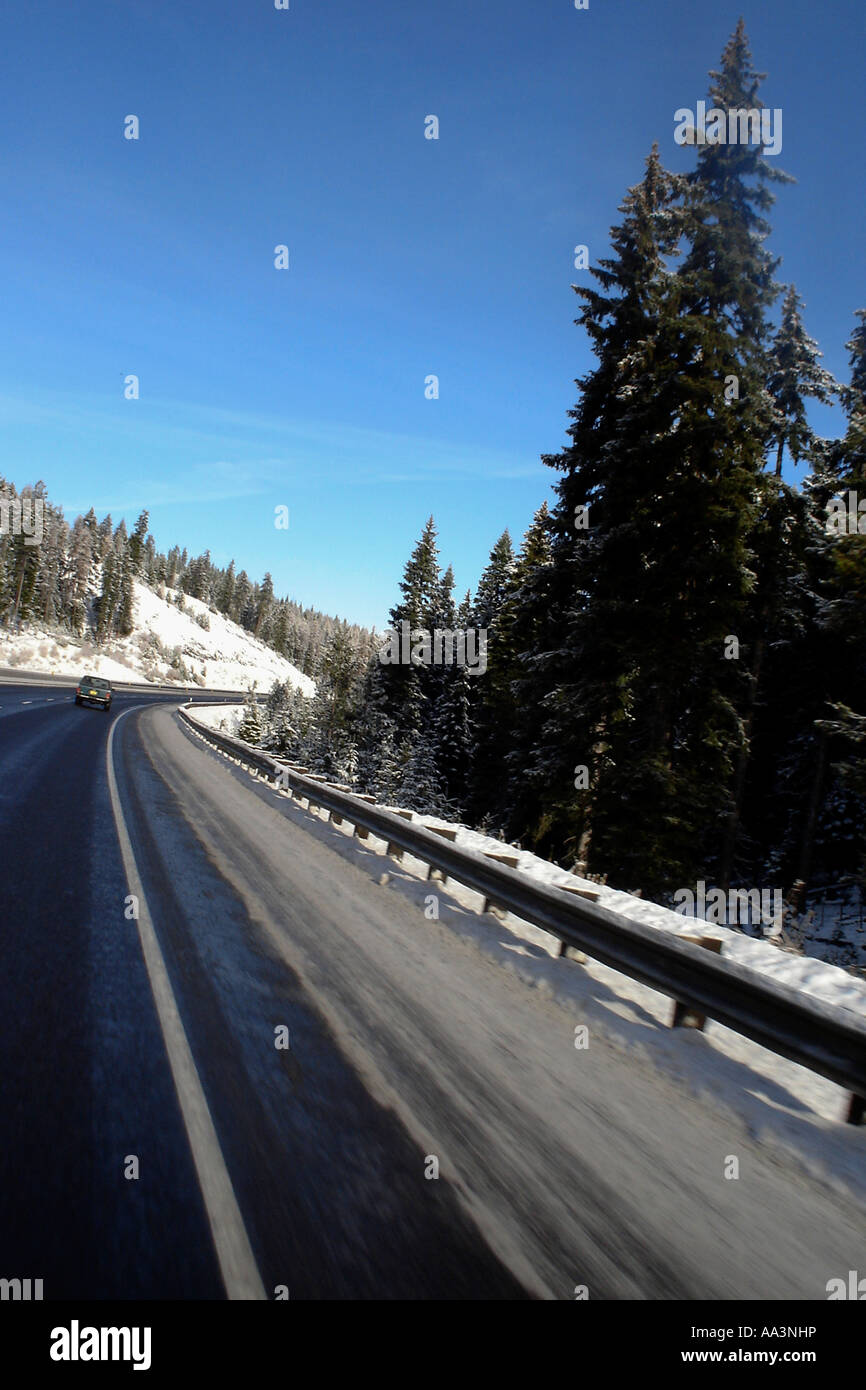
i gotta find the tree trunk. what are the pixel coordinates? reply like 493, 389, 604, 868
719, 635, 765, 891
795, 725, 828, 898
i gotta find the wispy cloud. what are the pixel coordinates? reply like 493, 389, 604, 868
59, 460, 275, 515
0, 388, 538, 492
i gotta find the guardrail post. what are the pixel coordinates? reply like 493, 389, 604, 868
482, 853, 519, 914
558, 940, 588, 963
671, 937, 723, 1030
847, 1093, 865, 1125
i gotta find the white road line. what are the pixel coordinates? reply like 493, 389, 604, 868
106, 706, 267, 1301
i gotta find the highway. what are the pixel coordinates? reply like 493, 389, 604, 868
0, 679, 863, 1299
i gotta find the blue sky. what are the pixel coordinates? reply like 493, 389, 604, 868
1, 0, 863, 629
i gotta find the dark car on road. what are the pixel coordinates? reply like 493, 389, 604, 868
74, 675, 113, 711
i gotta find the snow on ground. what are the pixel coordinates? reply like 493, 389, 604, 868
385, 815, 866, 1178
0, 583, 315, 695
351, 812, 866, 1180
189, 703, 246, 736
799, 882, 866, 971
409, 813, 866, 1019
0, 630, 147, 684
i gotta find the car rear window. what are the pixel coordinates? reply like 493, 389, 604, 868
81, 676, 109, 688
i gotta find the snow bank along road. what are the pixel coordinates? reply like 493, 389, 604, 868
0, 682, 863, 1299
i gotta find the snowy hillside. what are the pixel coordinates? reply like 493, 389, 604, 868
0, 582, 316, 695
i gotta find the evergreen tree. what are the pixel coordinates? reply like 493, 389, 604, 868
500, 504, 555, 837
5, 484, 46, 627
254, 572, 274, 639
232, 570, 253, 626
271, 601, 290, 656
218, 561, 236, 616
32, 497, 67, 628
466, 532, 516, 822
96, 551, 118, 644
183, 551, 210, 601
814, 310, 866, 883
128, 511, 150, 575
382, 517, 442, 742
66, 514, 95, 635
143, 534, 157, 583
395, 728, 449, 814
306, 626, 361, 779
472, 532, 514, 628
238, 689, 263, 745
670, 21, 798, 886
354, 659, 402, 801
768, 286, 837, 477
96, 514, 114, 561
428, 566, 471, 810
516, 145, 704, 885
117, 551, 136, 636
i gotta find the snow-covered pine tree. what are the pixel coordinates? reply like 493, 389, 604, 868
516, 144, 700, 888
270, 602, 290, 656
128, 511, 150, 575
353, 657, 402, 801
466, 532, 516, 823
768, 286, 838, 478
725, 289, 840, 883
381, 516, 442, 743
668, 20, 798, 889
815, 310, 866, 883
2, 482, 44, 627
499, 503, 555, 839
95, 514, 114, 563
32, 495, 67, 628
232, 570, 253, 627
305, 626, 362, 780
217, 561, 236, 616
429, 567, 473, 811
238, 689, 264, 745
96, 550, 119, 644
65, 513, 95, 635
254, 572, 274, 640
395, 727, 450, 815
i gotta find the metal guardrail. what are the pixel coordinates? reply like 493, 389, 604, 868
179, 705, 866, 1124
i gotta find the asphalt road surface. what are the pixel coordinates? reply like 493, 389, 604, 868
0, 681, 863, 1299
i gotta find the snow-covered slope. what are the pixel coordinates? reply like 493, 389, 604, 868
0, 583, 315, 695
